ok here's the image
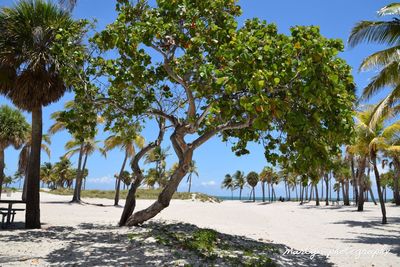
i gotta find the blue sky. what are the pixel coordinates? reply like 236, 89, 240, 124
0, 0, 395, 199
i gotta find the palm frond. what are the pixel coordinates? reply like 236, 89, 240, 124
378, 3, 400, 16
360, 46, 400, 71
349, 20, 400, 47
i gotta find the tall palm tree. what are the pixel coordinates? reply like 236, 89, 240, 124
104, 131, 144, 206
40, 162, 54, 188
53, 157, 74, 189
0, 105, 29, 199
233, 170, 245, 200
186, 161, 199, 193
246, 171, 259, 202
259, 167, 272, 202
0, 0, 80, 228
349, 3, 400, 124
65, 137, 105, 202
222, 174, 235, 200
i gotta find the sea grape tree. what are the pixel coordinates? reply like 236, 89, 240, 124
83, 0, 355, 225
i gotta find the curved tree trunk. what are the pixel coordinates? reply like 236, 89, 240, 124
0, 148, 5, 199
25, 107, 42, 229
115, 150, 128, 206
72, 143, 85, 203
125, 149, 193, 226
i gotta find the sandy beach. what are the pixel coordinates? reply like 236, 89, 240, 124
0, 192, 399, 266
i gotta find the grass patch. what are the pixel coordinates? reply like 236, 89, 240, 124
132, 223, 278, 266
44, 188, 221, 202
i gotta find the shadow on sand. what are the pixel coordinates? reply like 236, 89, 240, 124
0, 221, 334, 267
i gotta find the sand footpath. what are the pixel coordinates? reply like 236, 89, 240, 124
0, 192, 399, 266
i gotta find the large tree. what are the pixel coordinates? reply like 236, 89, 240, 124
0, 0, 86, 228
82, 0, 355, 226
0, 105, 29, 199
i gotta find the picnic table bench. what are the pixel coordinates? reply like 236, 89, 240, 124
0, 200, 26, 229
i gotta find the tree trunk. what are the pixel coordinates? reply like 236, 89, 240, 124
309, 184, 313, 201
295, 184, 298, 201
187, 174, 192, 193
119, 174, 141, 226
325, 174, 329, 206
253, 186, 256, 202
344, 179, 350, 206
351, 158, 358, 205
262, 182, 265, 202
72, 143, 85, 203
321, 179, 324, 200
0, 148, 4, 199
25, 107, 42, 229
239, 187, 242, 200
372, 155, 387, 224
357, 158, 366, 212
315, 184, 319, 206
125, 149, 193, 226
393, 158, 400, 205
115, 150, 129, 206
268, 183, 271, 202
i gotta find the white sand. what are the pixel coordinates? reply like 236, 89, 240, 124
1, 192, 399, 266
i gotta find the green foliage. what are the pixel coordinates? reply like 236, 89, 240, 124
246, 171, 259, 188
0, 105, 29, 149
83, 0, 355, 179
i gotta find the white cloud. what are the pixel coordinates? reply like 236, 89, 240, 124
90, 176, 114, 184
201, 180, 216, 187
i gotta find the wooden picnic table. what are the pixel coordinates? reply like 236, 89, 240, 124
0, 200, 26, 228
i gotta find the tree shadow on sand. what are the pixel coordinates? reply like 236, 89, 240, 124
0, 221, 334, 266
329, 217, 400, 256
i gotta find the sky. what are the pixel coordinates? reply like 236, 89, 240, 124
0, 0, 395, 199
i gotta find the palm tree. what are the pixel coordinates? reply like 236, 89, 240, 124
233, 170, 245, 200
53, 157, 74, 189
246, 171, 259, 202
40, 162, 54, 189
65, 138, 105, 202
0, 105, 29, 199
186, 161, 199, 193
349, 3, 400, 124
259, 167, 272, 202
222, 174, 235, 199
104, 130, 144, 206
0, 0, 80, 228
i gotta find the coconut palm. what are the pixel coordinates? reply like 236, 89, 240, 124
348, 3, 400, 124
64, 138, 106, 202
104, 130, 144, 206
233, 170, 245, 200
222, 174, 235, 199
144, 146, 169, 188
40, 162, 54, 188
0, 105, 29, 199
53, 157, 74, 189
0, 0, 80, 228
246, 171, 259, 202
186, 161, 199, 193
259, 167, 272, 202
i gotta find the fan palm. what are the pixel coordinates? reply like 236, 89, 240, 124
0, 0, 80, 228
0, 105, 29, 199
233, 170, 245, 200
104, 130, 144, 206
348, 3, 400, 124
65, 137, 106, 202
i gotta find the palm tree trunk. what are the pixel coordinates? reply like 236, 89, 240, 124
239, 187, 242, 200
295, 184, 298, 201
393, 158, 400, 205
357, 158, 366, 211
72, 143, 85, 202
351, 158, 358, 205
262, 182, 265, 202
309, 184, 313, 201
0, 148, 5, 199
268, 183, 271, 202
187, 174, 192, 193
253, 186, 256, 202
315, 184, 319, 206
115, 150, 128, 206
372, 155, 386, 224
321, 179, 324, 200
325, 174, 329, 206
25, 107, 42, 229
